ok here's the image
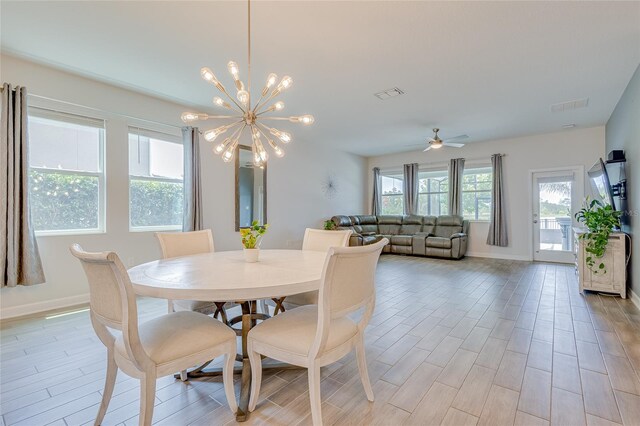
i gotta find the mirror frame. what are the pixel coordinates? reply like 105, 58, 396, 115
235, 145, 267, 231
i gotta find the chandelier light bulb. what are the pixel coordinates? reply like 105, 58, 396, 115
181, 112, 208, 123
270, 128, 292, 143
267, 138, 285, 158
203, 125, 231, 142
255, 139, 268, 162
213, 96, 233, 110
227, 61, 240, 78
237, 90, 249, 105
200, 67, 218, 83
289, 114, 315, 125
213, 137, 231, 155
278, 76, 293, 90
262, 73, 278, 96
266, 73, 278, 88
222, 139, 239, 163
274, 101, 285, 111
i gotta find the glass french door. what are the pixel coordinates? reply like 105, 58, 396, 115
532, 168, 583, 263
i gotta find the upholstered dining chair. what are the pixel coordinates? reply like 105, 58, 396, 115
283, 228, 352, 308
155, 230, 231, 319
70, 244, 237, 426
247, 238, 387, 426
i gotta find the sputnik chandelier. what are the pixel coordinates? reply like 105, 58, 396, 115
180, 0, 314, 167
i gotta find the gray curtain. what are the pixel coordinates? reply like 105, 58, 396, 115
487, 154, 508, 246
448, 158, 465, 216
372, 167, 382, 215
403, 163, 419, 215
1, 83, 45, 287
182, 127, 203, 231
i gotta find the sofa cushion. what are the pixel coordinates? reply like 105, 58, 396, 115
362, 235, 378, 245
352, 215, 378, 235
422, 216, 437, 235
391, 235, 413, 246
426, 236, 452, 249
378, 215, 402, 235
433, 215, 464, 238
400, 215, 423, 235
437, 215, 464, 226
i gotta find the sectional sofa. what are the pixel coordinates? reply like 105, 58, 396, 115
331, 215, 469, 259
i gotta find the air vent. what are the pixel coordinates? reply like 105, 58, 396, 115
374, 87, 405, 100
551, 98, 589, 113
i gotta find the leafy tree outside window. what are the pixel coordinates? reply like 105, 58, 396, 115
462, 167, 492, 220
381, 174, 403, 215
128, 129, 184, 230
28, 110, 105, 233
418, 170, 448, 216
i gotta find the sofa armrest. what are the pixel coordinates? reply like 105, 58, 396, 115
412, 233, 428, 256
451, 234, 468, 259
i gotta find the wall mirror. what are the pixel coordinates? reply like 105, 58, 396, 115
235, 145, 267, 231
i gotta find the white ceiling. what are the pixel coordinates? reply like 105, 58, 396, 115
2, 1, 639, 156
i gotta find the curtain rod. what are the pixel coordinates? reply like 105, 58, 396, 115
376, 154, 506, 174
26, 93, 183, 130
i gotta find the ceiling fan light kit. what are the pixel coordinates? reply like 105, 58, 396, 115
423, 128, 467, 152
180, 0, 313, 167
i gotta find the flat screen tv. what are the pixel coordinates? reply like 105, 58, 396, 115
587, 158, 616, 210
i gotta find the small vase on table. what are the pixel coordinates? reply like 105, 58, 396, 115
240, 220, 269, 263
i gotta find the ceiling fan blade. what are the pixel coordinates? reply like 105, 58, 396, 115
423, 146, 433, 152
443, 142, 465, 148
442, 134, 469, 143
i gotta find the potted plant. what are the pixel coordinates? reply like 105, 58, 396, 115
323, 219, 337, 230
575, 198, 622, 274
240, 221, 269, 262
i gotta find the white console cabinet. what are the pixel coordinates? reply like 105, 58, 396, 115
574, 228, 628, 298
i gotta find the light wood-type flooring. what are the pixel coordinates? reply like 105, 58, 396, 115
2, 255, 640, 425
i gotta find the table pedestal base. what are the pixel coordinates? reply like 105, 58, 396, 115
173, 299, 293, 422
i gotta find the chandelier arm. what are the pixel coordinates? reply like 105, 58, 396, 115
254, 124, 273, 142
205, 115, 244, 120
255, 121, 274, 134
254, 92, 280, 114
215, 82, 247, 112
259, 116, 291, 121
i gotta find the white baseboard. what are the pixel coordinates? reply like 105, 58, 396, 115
466, 252, 531, 261
0, 293, 90, 320
629, 288, 640, 311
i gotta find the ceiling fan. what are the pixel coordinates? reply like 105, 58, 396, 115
424, 128, 468, 151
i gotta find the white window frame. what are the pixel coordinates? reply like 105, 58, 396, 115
380, 171, 404, 215
28, 107, 106, 236
462, 166, 493, 221
128, 127, 184, 232
418, 169, 449, 217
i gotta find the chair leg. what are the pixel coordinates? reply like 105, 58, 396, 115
167, 300, 175, 313
308, 364, 323, 426
247, 345, 263, 411
223, 350, 238, 414
355, 335, 374, 402
139, 370, 157, 426
179, 370, 188, 382
94, 350, 117, 425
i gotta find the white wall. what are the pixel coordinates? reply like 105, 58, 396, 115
0, 54, 367, 318
368, 127, 605, 260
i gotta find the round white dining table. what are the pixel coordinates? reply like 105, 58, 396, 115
128, 249, 327, 302
127, 249, 327, 422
